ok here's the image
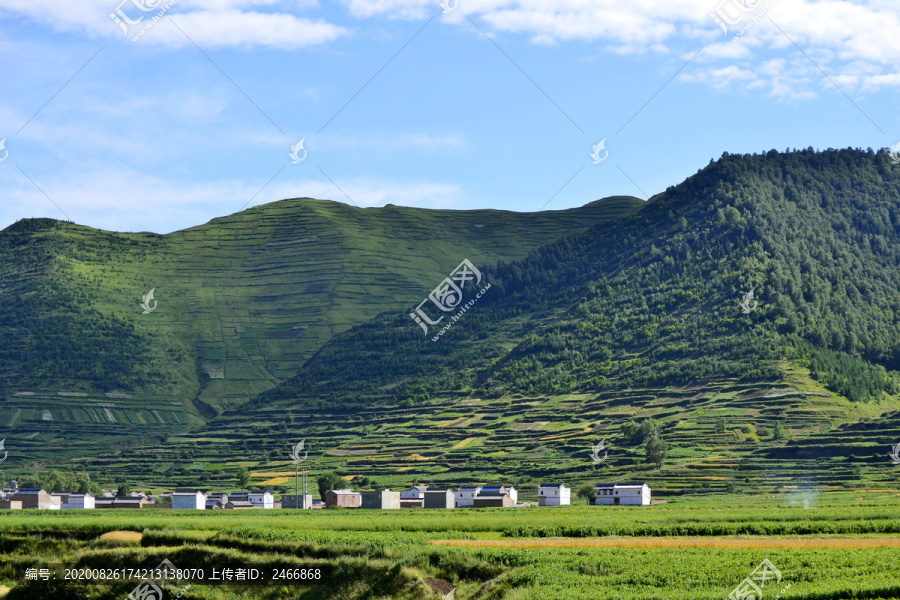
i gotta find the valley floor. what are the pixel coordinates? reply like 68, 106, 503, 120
2, 492, 900, 599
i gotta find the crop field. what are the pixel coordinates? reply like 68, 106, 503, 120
2, 497, 900, 599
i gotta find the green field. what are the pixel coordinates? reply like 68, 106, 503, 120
2, 494, 900, 599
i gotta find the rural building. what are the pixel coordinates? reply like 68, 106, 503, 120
594, 483, 651, 506
325, 489, 361, 508
10, 489, 60, 510
454, 486, 482, 508
51, 492, 95, 509
110, 497, 148, 509
400, 486, 427, 507
230, 491, 274, 509
479, 486, 518, 504
206, 493, 228, 509
537, 483, 570, 507
473, 494, 514, 508
224, 500, 255, 510
0, 500, 22, 510
361, 489, 401, 510
474, 486, 518, 507
172, 490, 207, 510
424, 489, 455, 509
400, 485, 428, 499
281, 494, 314, 509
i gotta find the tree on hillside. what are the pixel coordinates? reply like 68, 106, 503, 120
773, 421, 787, 440
646, 434, 667, 470
236, 467, 251, 493
621, 419, 658, 445
575, 484, 597, 505
317, 472, 348, 499
116, 481, 131, 497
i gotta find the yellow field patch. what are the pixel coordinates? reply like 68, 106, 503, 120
251, 471, 294, 477
452, 438, 475, 450
257, 477, 291, 486
408, 453, 436, 461
439, 417, 468, 428
539, 427, 591, 442
98, 531, 143, 543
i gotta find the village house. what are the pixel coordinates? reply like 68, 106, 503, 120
113, 497, 149, 509
171, 490, 207, 510
224, 500, 255, 510
230, 491, 274, 509
454, 486, 482, 508
594, 483, 651, 506
325, 489, 361, 508
472, 485, 518, 508
473, 493, 514, 508
10, 489, 60, 510
0, 499, 22, 510
281, 493, 314, 509
361, 489, 401, 510
423, 489, 455, 509
206, 493, 228, 510
537, 483, 570, 507
51, 491, 95, 509
400, 485, 427, 508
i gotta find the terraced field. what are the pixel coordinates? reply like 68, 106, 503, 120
61, 360, 900, 498
0, 196, 642, 464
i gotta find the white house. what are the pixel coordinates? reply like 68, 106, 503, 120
231, 491, 274, 509
172, 490, 207, 510
52, 491, 95, 509
400, 486, 428, 499
480, 486, 517, 504
594, 483, 651, 506
454, 486, 482, 508
537, 483, 570, 506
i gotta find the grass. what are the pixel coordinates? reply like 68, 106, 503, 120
1, 496, 900, 599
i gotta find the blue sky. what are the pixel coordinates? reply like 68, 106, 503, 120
1, 0, 899, 233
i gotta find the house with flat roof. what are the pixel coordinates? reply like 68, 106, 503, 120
325, 489, 361, 508
454, 486, 482, 508
51, 491, 95, 509
480, 485, 518, 504
229, 491, 274, 509
594, 483, 651, 506
172, 490, 207, 510
538, 483, 570, 506
424, 489, 455, 509
361, 489, 401, 510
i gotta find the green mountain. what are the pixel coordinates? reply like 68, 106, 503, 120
73, 147, 900, 497
0, 196, 641, 461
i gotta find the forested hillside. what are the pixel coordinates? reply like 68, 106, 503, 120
260, 148, 900, 410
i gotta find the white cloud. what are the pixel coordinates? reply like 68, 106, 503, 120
140, 10, 348, 49
337, 0, 900, 96
0, 0, 349, 49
